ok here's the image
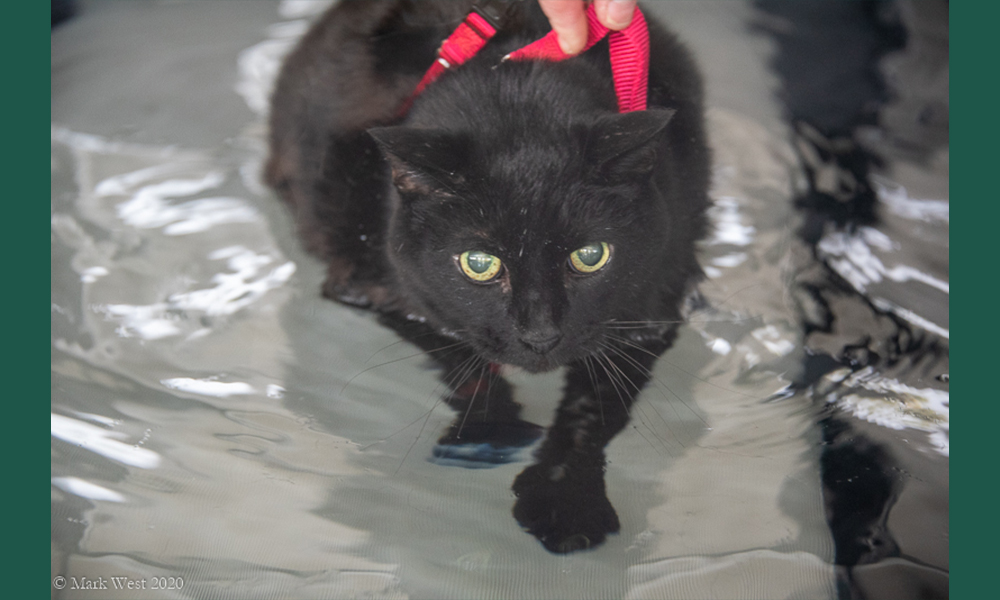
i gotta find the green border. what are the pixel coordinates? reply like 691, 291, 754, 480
37, 1, 963, 597
28, 0, 50, 595
951, 1, 979, 598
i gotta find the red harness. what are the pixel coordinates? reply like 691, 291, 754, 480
401, 3, 649, 115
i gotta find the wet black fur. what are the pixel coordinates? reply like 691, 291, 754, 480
267, 0, 710, 553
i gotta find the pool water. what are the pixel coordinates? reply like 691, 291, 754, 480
51, 2, 947, 598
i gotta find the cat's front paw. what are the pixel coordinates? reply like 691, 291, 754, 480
321, 267, 392, 310
511, 462, 620, 553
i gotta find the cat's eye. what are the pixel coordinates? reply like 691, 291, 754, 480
569, 242, 611, 274
459, 250, 503, 282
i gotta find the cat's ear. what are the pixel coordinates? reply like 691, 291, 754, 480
368, 126, 469, 194
586, 108, 675, 181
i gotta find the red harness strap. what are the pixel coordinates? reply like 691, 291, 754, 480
401, 3, 649, 115
398, 11, 498, 115
506, 5, 649, 112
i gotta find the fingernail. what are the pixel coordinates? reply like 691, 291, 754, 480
558, 39, 578, 55
557, 32, 585, 55
607, 0, 634, 29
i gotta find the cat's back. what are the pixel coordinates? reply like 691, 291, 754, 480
265, 1, 531, 200
266, 0, 474, 189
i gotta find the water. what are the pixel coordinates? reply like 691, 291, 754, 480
51, 2, 948, 598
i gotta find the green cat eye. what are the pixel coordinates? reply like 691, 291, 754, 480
569, 242, 611, 274
459, 250, 503, 282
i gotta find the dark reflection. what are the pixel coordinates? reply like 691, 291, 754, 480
820, 416, 902, 567
755, 1, 948, 598
814, 402, 949, 599
794, 316, 949, 600
754, 0, 906, 243
51, 0, 77, 28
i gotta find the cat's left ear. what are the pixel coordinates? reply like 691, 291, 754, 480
368, 126, 469, 194
585, 108, 676, 181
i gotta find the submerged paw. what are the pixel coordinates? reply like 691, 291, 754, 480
511, 463, 621, 553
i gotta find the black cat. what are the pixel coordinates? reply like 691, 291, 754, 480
266, 0, 710, 553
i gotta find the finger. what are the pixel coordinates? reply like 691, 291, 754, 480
594, 0, 636, 30
538, 0, 588, 55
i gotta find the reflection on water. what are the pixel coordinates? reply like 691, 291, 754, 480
52, 1, 947, 598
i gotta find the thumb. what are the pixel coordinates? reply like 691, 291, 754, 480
594, 0, 637, 31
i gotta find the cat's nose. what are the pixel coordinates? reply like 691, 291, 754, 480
520, 330, 562, 354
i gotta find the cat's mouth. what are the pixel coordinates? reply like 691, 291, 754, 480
466, 327, 601, 373
470, 340, 561, 373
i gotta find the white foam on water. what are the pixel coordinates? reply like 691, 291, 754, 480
160, 377, 256, 398
711, 252, 748, 268
96, 246, 296, 339
873, 175, 949, 223
819, 227, 948, 294
751, 325, 796, 357
825, 368, 949, 456
706, 196, 756, 246
234, 3, 331, 116
51, 413, 161, 469
109, 171, 259, 236
817, 226, 949, 339
709, 338, 732, 355
871, 298, 950, 340
52, 476, 126, 503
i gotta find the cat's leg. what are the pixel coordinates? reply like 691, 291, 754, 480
512, 331, 676, 553
376, 313, 544, 465
308, 130, 396, 309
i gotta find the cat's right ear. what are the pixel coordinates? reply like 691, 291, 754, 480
585, 108, 675, 182
368, 127, 470, 195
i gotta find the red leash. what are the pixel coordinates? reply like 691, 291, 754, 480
506, 5, 649, 112
400, 3, 649, 115
403, 10, 499, 111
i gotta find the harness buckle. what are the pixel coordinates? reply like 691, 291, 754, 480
471, 0, 522, 33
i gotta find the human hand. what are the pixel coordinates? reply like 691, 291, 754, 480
538, 0, 638, 55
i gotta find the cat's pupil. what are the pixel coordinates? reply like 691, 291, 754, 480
466, 251, 494, 273
576, 244, 604, 266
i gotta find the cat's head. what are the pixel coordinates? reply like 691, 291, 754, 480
369, 108, 692, 372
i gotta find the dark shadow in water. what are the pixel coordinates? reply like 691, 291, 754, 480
52, 0, 78, 28
753, 2, 948, 598
754, 0, 906, 242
